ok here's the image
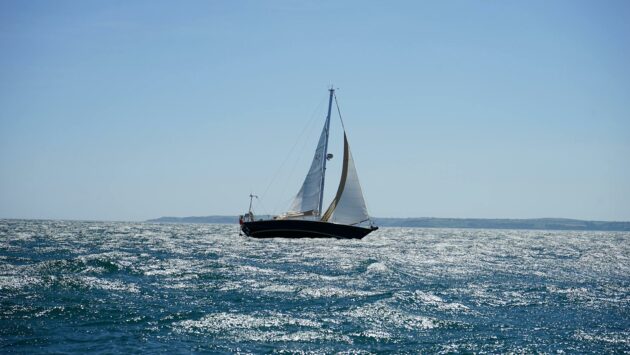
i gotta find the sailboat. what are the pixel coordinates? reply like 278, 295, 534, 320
239, 88, 378, 239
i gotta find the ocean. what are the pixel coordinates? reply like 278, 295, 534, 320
1, 220, 628, 353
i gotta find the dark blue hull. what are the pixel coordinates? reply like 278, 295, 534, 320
241, 219, 377, 239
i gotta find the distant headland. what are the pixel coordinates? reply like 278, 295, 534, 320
147, 216, 630, 232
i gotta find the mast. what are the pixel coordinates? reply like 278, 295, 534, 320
318, 87, 334, 216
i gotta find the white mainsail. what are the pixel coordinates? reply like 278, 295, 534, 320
287, 121, 328, 215
321, 134, 370, 225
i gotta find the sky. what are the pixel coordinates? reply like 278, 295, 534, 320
1, 0, 629, 222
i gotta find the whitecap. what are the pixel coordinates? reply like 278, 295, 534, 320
0, 275, 42, 290
261, 284, 296, 293
366, 262, 388, 273
298, 287, 378, 299
78, 276, 140, 293
395, 290, 470, 312
174, 312, 321, 334
345, 302, 441, 330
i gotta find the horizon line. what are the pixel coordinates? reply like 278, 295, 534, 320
3, 215, 629, 223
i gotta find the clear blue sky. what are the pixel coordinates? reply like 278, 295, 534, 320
1, 0, 629, 221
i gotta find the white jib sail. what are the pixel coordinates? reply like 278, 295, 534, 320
287, 122, 328, 215
322, 134, 370, 225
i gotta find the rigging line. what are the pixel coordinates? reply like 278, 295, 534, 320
359, 166, 375, 226
274, 194, 297, 216
333, 93, 346, 132
255, 197, 272, 219
350, 218, 371, 226
273, 118, 320, 215
269, 96, 329, 215
259, 96, 326, 204
334, 92, 375, 225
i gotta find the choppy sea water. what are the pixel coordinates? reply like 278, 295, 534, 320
1, 220, 628, 353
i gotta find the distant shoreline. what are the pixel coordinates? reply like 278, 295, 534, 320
147, 216, 630, 232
